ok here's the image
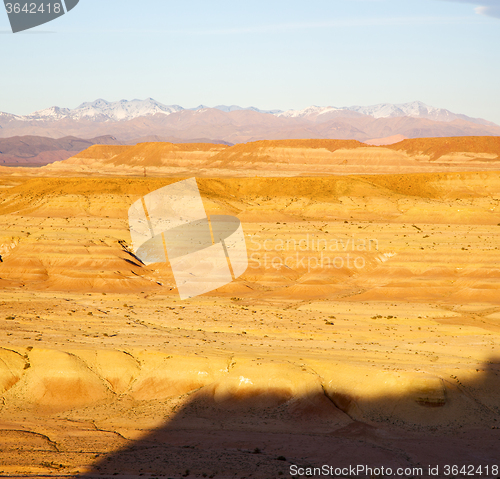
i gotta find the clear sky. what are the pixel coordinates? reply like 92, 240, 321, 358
1, 0, 499, 124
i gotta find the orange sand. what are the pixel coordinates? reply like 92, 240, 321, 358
0, 143, 499, 477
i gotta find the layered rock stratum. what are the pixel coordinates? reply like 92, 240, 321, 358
41, 136, 500, 177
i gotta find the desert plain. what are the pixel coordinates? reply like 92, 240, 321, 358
0, 138, 499, 478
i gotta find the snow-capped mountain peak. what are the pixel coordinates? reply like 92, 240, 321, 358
277, 105, 342, 118
346, 101, 451, 120
191, 105, 283, 114
71, 98, 183, 121
18, 98, 183, 123
276, 101, 492, 125
2, 99, 493, 127
24, 106, 71, 121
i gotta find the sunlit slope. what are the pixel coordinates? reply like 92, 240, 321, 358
1, 345, 498, 431
67, 145, 131, 163
48, 137, 500, 175
1, 172, 499, 473
59, 142, 228, 169
386, 136, 500, 161
1, 173, 500, 299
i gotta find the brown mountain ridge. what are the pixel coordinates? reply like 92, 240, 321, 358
0, 135, 118, 167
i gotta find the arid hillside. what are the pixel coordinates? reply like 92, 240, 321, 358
0, 167, 499, 476
63, 141, 228, 169
386, 135, 500, 159
42, 136, 500, 176
0, 135, 119, 166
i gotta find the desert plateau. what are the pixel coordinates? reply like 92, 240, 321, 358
0, 137, 499, 478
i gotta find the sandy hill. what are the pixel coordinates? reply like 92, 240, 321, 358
44, 136, 500, 176
0, 172, 499, 474
61, 142, 227, 169
1, 172, 500, 293
387, 135, 500, 160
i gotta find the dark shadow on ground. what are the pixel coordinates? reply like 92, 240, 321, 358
76, 358, 500, 479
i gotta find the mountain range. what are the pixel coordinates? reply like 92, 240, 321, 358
1, 99, 499, 163
1, 98, 495, 125
0, 99, 284, 123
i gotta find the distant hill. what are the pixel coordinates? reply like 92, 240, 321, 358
385, 136, 500, 160
0, 135, 232, 166
0, 135, 118, 166
44, 136, 500, 176
64, 142, 227, 168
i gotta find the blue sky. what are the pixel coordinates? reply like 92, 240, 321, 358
1, 0, 499, 123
